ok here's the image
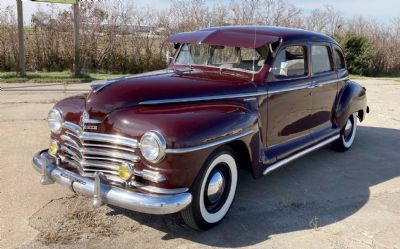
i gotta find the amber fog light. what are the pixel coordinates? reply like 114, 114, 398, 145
49, 140, 60, 155
118, 163, 133, 181
140, 131, 166, 163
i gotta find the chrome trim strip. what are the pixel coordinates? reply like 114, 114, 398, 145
139, 92, 268, 105
32, 151, 192, 214
263, 135, 340, 175
268, 84, 310, 94
129, 181, 189, 195
139, 77, 349, 105
268, 77, 349, 95
166, 129, 255, 154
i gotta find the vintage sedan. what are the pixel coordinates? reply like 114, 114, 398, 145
32, 26, 368, 230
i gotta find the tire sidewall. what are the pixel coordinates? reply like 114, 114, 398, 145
190, 147, 238, 229
342, 113, 357, 148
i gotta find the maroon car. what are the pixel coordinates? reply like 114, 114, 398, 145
33, 26, 368, 230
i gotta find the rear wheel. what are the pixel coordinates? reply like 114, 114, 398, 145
332, 113, 358, 152
181, 147, 238, 230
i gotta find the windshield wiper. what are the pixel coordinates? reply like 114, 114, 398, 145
173, 65, 203, 75
218, 68, 251, 79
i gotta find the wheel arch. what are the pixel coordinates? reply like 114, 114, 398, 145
334, 80, 367, 128
220, 131, 262, 179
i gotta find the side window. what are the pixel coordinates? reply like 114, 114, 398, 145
271, 45, 307, 79
333, 48, 346, 70
312, 45, 333, 74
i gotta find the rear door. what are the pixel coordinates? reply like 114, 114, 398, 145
309, 43, 339, 141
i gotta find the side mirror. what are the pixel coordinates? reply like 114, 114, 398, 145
270, 62, 289, 77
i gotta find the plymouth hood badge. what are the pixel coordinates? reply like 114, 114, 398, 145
80, 111, 101, 130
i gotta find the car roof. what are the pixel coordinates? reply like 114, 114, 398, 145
167, 26, 337, 48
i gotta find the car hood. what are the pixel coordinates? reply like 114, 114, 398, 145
84, 69, 257, 116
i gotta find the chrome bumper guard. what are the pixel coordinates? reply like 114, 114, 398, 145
32, 151, 192, 215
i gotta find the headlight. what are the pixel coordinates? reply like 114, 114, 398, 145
48, 108, 63, 134
140, 131, 166, 163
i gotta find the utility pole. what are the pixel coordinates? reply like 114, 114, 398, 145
73, 1, 80, 77
16, 0, 26, 76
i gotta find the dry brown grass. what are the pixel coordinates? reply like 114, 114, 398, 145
38, 230, 72, 246
36, 196, 116, 246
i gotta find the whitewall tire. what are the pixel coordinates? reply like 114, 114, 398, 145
332, 113, 358, 152
181, 146, 238, 230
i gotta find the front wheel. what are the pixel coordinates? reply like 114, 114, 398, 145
181, 147, 238, 230
332, 113, 358, 152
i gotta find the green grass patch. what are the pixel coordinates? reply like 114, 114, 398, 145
0, 71, 131, 83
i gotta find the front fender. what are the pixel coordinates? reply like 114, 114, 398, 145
334, 80, 367, 128
108, 100, 259, 188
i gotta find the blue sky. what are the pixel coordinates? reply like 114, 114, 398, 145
1, 0, 398, 24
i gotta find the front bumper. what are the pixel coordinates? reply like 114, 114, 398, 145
32, 150, 192, 214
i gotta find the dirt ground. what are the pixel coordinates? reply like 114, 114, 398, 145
0, 78, 399, 249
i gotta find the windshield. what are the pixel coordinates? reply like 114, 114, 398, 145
175, 44, 269, 73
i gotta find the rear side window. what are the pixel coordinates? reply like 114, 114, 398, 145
333, 48, 346, 70
271, 46, 307, 79
312, 46, 333, 74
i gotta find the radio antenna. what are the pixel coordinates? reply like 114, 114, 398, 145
252, 25, 257, 82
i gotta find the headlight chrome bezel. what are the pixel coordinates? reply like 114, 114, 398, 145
48, 108, 64, 134
140, 131, 166, 164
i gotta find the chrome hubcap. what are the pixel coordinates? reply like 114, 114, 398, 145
344, 119, 353, 137
207, 170, 225, 204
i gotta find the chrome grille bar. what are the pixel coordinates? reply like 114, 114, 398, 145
83, 156, 132, 164
81, 133, 138, 148
81, 147, 140, 162
82, 142, 136, 153
63, 122, 138, 148
80, 160, 120, 170
59, 121, 140, 183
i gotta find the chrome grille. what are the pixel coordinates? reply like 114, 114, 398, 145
59, 121, 139, 183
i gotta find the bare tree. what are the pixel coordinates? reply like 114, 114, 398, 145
0, 0, 398, 74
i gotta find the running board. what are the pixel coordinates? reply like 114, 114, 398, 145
263, 135, 340, 175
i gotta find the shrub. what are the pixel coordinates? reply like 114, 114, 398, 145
335, 32, 374, 76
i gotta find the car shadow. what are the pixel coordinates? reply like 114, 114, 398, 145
108, 125, 400, 248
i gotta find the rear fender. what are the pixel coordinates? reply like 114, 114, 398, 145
334, 80, 367, 128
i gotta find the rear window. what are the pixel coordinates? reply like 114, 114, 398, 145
334, 48, 346, 70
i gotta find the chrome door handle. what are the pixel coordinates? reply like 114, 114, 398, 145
307, 81, 321, 89
314, 83, 322, 87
